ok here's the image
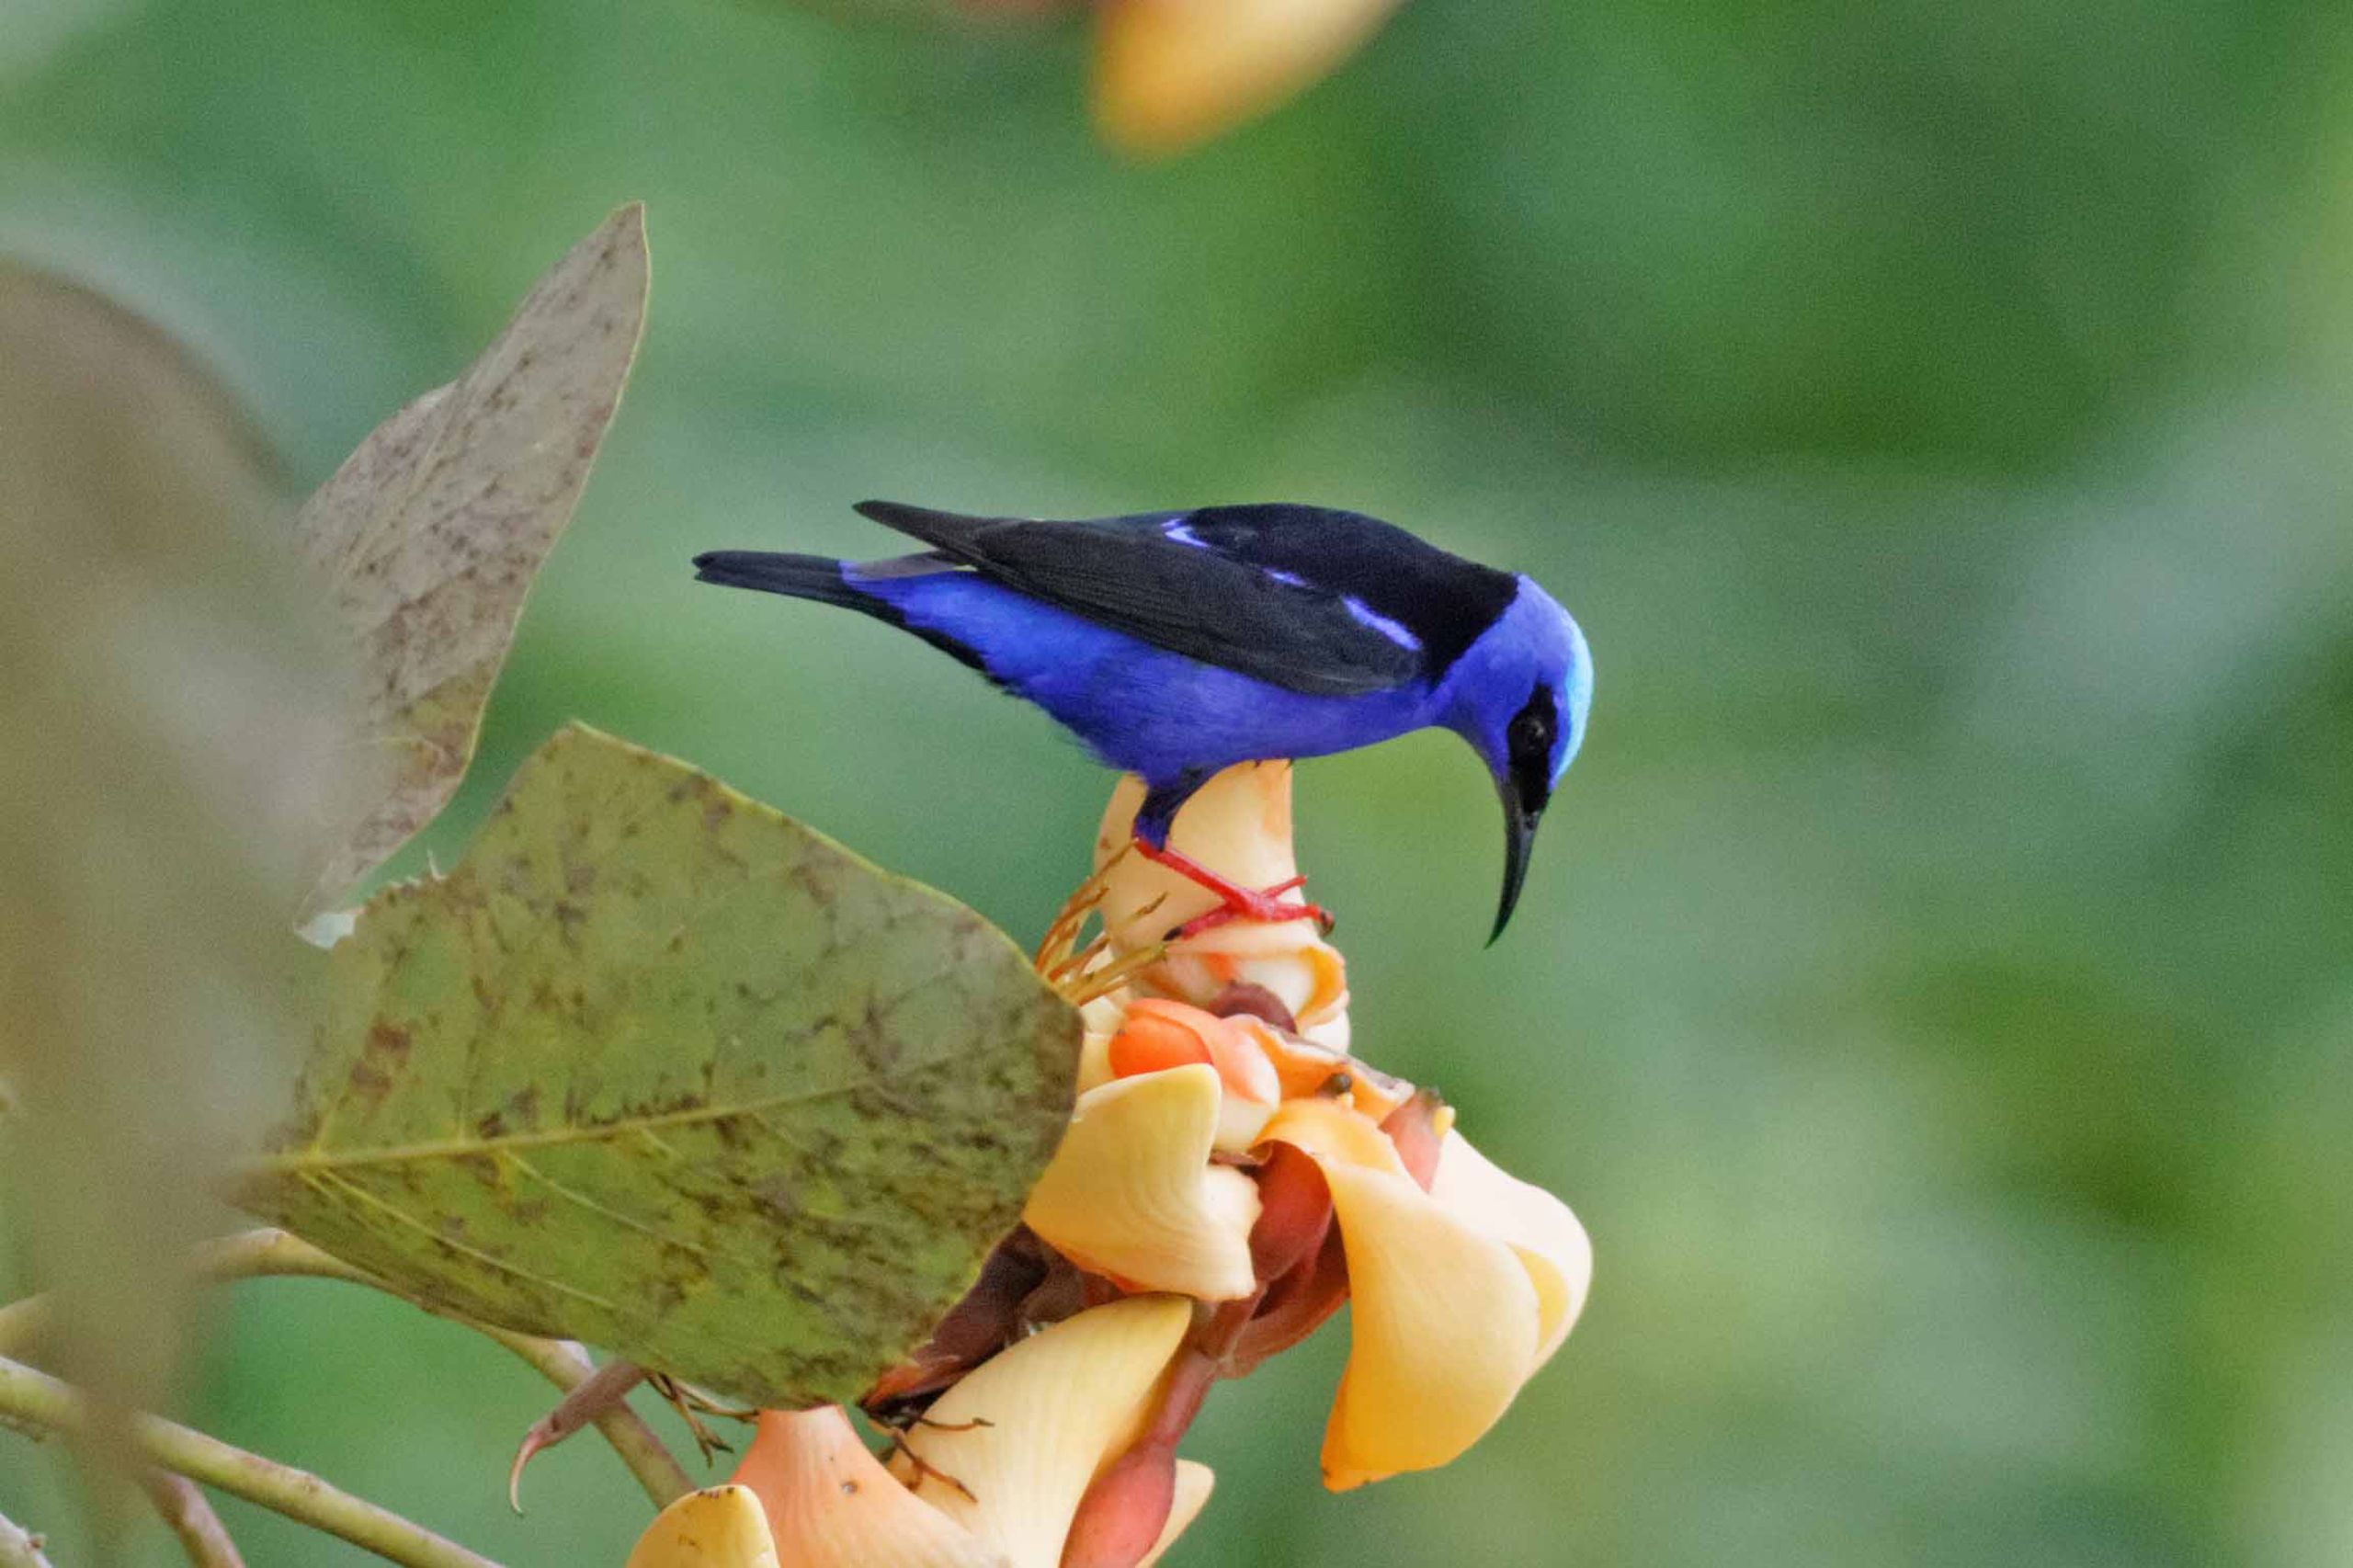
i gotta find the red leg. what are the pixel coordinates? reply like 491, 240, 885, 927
1131, 837, 1334, 937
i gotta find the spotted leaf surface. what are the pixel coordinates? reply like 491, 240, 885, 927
295, 204, 649, 919
244, 723, 1079, 1407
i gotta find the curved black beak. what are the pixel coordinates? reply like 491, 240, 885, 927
1489, 774, 1548, 946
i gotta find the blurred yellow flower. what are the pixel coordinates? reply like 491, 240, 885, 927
1092, 0, 1413, 155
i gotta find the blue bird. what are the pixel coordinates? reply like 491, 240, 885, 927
693, 501, 1592, 942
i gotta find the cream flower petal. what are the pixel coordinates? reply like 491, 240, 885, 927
1095, 764, 1301, 940
728, 1407, 1004, 1568
1023, 1064, 1261, 1300
1137, 1460, 1215, 1568
894, 1295, 1195, 1568
1075, 1026, 1116, 1096
1093, 763, 1350, 1028
1092, 0, 1410, 156
1262, 1099, 1545, 1492
1300, 1008, 1352, 1055
1142, 919, 1349, 1030
625, 1484, 782, 1568
1428, 1131, 1594, 1365
1079, 993, 1128, 1036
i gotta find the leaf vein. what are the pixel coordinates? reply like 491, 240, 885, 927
301, 1168, 624, 1315
258, 1059, 961, 1175
497, 1151, 719, 1262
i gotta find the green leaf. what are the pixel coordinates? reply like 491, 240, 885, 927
243, 724, 1080, 1408
295, 204, 650, 920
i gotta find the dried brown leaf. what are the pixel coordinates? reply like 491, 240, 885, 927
296, 203, 650, 917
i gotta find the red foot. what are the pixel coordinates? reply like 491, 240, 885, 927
1131, 838, 1334, 937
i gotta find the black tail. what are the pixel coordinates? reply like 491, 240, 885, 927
690, 548, 994, 678
692, 550, 863, 608
851, 499, 998, 560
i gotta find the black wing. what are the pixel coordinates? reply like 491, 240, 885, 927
851, 501, 1517, 697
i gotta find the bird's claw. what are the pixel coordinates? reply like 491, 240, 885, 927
1174, 876, 1334, 939
1133, 837, 1336, 938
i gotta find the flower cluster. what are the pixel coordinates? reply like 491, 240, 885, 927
627, 763, 1590, 1567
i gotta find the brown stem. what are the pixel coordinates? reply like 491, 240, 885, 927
1060, 1344, 1220, 1568
508, 1360, 648, 1511
862, 1229, 1050, 1426
0, 1355, 494, 1568
141, 1471, 244, 1568
477, 1344, 687, 1509
0, 1231, 688, 1510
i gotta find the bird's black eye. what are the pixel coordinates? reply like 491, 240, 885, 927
1508, 692, 1555, 761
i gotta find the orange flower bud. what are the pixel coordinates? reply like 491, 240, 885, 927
1106, 998, 1216, 1077
1106, 999, 1281, 1153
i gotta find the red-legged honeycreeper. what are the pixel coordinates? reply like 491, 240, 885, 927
693, 502, 1592, 943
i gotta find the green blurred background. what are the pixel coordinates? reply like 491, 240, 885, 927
6, 0, 2353, 1562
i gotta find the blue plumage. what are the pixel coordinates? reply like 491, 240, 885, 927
695, 502, 1592, 942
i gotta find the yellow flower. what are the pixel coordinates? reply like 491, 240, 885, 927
1027, 1032, 1589, 1491
1057, 762, 1591, 1489
1261, 1098, 1591, 1489
623, 1486, 779, 1568
622, 1297, 1212, 1568
1022, 1062, 1264, 1299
